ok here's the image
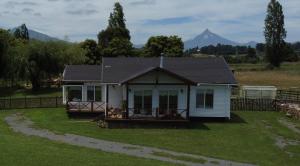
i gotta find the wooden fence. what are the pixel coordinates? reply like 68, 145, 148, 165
231, 98, 276, 111
0, 96, 63, 110
277, 90, 300, 102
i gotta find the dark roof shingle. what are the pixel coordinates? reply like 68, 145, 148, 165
63, 57, 237, 85
63, 65, 102, 82
102, 57, 237, 84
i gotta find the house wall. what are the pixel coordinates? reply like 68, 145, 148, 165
189, 85, 231, 118
107, 85, 124, 109
128, 85, 188, 117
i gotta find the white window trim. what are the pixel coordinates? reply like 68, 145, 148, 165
133, 90, 152, 111
196, 89, 214, 110
159, 90, 179, 112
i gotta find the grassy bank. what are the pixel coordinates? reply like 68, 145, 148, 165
22, 108, 300, 166
0, 110, 172, 166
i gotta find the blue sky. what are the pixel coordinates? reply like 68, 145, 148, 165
0, 0, 299, 44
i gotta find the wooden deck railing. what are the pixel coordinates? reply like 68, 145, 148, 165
126, 108, 188, 120
66, 101, 105, 113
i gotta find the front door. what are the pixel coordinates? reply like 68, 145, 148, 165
159, 90, 178, 116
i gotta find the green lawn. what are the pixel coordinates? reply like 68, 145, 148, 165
0, 110, 173, 166
230, 62, 300, 88
0, 87, 61, 98
20, 108, 300, 166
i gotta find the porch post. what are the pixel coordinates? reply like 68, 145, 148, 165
106, 84, 109, 111
126, 84, 129, 119
62, 85, 66, 104
187, 85, 190, 120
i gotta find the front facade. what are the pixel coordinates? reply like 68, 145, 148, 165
62, 57, 236, 120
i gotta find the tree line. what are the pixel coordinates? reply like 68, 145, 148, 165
0, 2, 184, 90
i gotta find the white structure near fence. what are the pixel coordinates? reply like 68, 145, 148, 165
240, 86, 277, 99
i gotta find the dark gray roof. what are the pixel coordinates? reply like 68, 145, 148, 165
63, 65, 102, 82
102, 57, 237, 84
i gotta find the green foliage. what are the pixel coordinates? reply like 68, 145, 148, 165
80, 39, 101, 64
264, 0, 286, 68
97, 2, 132, 57
144, 35, 183, 57
103, 38, 133, 57
14, 24, 29, 40
0, 29, 12, 76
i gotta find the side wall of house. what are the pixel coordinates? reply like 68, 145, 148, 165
189, 85, 231, 118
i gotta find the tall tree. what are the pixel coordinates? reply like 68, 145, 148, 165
0, 29, 11, 77
80, 39, 101, 64
264, 0, 286, 68
14, 24, 29, 40
144, 36, 183, 57
98, 2, 132, 56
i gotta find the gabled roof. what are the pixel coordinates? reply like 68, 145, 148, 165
102, 57, 237, 85
63, 57, 237, 85
63, 65, 102, 82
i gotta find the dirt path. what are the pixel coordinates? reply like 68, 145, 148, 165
5, 114, 254, 166
278, 118, 300, 134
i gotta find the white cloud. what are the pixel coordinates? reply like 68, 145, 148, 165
0, 0, 299, 43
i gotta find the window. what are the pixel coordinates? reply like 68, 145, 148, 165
67, 86, 82, 101
87, 86, 95, 101
159, 90, 178, 114
196, 89, 214, 109
134, 90, 152, 115
95, 86, 102, 101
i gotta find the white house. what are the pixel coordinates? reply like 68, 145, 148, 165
62, 57, 237, 120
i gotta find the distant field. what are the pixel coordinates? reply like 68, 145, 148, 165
230, 62, 300, 89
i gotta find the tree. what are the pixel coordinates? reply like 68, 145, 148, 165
80, 39, 101, 64
97, 2, 132, 56
0, 29, 11, 77
144, 36, 183, 57
14, 24, 29, 40
264, 0, 286, 68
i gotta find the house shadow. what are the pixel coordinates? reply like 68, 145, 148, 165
188, 112, 247, 129
67, 112, 104, 120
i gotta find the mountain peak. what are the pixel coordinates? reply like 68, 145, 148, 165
203, 28, 211, 34
184, 29, 239, 49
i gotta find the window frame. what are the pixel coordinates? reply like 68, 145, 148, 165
159, 90, 179, 114
196, 89, 214, 110
133, 90, 153, 114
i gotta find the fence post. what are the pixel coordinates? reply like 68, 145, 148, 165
9, 97, 12, 109
25, 96, 27, 108
55, 97, 58, 107
40, 97, 42, 107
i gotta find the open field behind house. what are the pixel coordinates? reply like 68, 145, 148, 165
4, 108, 297, 166
230, 62, 300, 88
0, 87, 61, 99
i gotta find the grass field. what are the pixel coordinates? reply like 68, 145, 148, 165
0, 87, 61, 98
0, 110, 173, 166
12, 108, 299, 166
230, 62, 300, 88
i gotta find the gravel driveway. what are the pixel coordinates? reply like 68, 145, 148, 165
5, 114, 254, 166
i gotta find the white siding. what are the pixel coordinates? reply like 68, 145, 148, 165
107, 85, 123, 109
190, 85, 231, 118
